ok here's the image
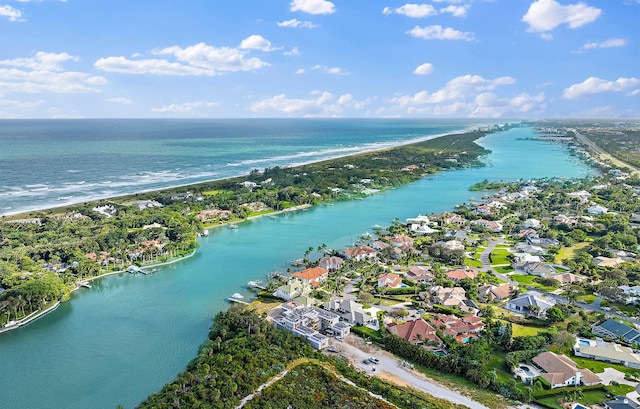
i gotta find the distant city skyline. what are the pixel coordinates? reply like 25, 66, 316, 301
1, 0, 638, 119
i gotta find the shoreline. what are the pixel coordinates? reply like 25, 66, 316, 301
0, 249, 198, 335
1, 124, 489, 219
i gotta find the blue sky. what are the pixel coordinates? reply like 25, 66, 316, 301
0, 0, 638, 118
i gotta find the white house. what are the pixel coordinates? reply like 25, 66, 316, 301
587, 205, 608, 215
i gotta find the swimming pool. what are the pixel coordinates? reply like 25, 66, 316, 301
520, 366, 535, 377
579, 339, 591, 346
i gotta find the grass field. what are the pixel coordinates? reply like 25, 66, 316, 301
572, 356, 639, 376
555, 242, 589, 263
511, 274, 560, 292
489, 248, 512, 265
577, 294, 597, 304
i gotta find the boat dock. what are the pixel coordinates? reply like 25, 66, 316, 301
227, 298, 249, 305
78, 281, 92, 289
247, 280, 266, 290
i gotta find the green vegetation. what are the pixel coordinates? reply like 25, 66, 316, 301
510, 274, 560, 292
489, 248, 512, 265
469, 179, 511, 191
140, 307, 471, 409
0, 131, 491, 327
245, 362, 395, 409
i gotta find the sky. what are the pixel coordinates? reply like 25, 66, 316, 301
0, 0, 639, 119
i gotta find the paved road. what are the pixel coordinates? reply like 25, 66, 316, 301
480, 237, 514, 284
573, 130, 640, 174
331, 335, 492, 409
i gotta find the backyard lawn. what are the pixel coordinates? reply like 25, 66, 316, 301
555, 242, 589, 263
511, 274, 560, 292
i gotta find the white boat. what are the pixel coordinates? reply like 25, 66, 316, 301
230, 293, 244, 299
228, 224, 238, 229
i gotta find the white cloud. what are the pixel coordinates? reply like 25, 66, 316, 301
239, 35, 277, 52
106, 97, 133, 105
95, 42, 270, 76
413, 63, 434, 75
383, 4, 437, 18
151, 101, 220, 114
522, 0, 601, 34
562, 76, 640, 99
0, 5, 22, 21
295, 68, 305, 74
277, 19, 318, 28
311, 65, 349, 75
386, 74, 540, 117
440, 5, 468, 17
250, 91, 367, 117
578, 38, 626, 52
290, 0, 335, 15
284, 47, 301, 56
407, 25, 474, 41
0, 52, 106, 96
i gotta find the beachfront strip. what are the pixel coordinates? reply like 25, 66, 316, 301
258, 165, 640, 408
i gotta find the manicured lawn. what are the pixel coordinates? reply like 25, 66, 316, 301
494, 265, 514, 274
577, 294, 597, 304
572, 356, 638, 376
496, 319, 544, 336
489, 248, 512, 265
555, 242, 590, 263
511, 274, 559, 292
511, 274, 536, 285
465, 257, 483, 268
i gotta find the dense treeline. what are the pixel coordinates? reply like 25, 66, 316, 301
139, 306, 313, 408
139, 307, 470, 409
0, 130, 490, 326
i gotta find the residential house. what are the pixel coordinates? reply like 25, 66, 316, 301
587, 204, 608, 215
271, 302, 342, 350
446, 268, 478, 282
377, 273, 403, 289
472, 219, 504, 232
406, 265, 434, 283
512, 253, 544, 264
427, 313, 485, 344
133, 200, 162, 210
531, 351, 601, 388
343, 245, 377, 261
619, 285, 640, 305
524, 218, 541, 229
436, 240, 465, 252
318, 256, 344, 272
273, 278, 309, 301
292, 266, 329, 287
478, 284, 513, 302
386, 318, 442, 346
605, 396, 640, 409
515, 242, 545, 255
324, 298, 376, 326
431, 285, 476, 312
526, 234, 560, 248
391, 234, 414, 249
567, 190, 592, 202
592, 319, 640, 344
522, 262, 558, 277
505, 292, 556, 318
594, 256, 625, 268
552, 272, 585, 285
573, 338, 640, 369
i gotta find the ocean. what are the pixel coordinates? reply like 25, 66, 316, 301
0, 121, 597, 409
0, 118, 493, 216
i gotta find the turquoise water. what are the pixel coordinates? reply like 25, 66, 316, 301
0, 118, 489, 216
0, 127, 596, 409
